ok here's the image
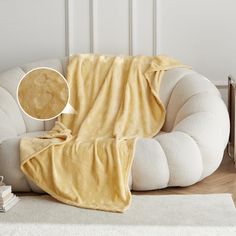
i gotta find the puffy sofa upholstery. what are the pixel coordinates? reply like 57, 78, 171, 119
0, 58, 229, 192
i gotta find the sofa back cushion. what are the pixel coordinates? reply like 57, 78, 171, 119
0, 58, 68, 137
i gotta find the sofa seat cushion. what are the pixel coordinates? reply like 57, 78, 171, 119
1, 130, 169, 192
0, 131, 46, 192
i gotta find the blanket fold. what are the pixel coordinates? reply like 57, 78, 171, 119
20, 54, 186, 212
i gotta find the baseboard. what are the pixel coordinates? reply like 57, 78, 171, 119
213, 80, 228, 88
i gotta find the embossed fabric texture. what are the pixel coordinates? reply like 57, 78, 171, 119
20, 54, 185, 212
18, 68, 69, 119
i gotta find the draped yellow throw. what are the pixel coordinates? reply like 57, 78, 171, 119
20, 54, 185, 212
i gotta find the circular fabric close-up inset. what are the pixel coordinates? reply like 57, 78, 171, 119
17, 67, 69, 120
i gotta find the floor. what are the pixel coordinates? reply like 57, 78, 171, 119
133, 153, 236, 205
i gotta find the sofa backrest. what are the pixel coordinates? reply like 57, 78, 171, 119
0, 57, 221, 141
0, 58, 68, 141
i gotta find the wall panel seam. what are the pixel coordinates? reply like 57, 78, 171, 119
65, 0, 73, 56
89, 0, 96, 53
153, 0, 157, 56
129, 0, 133, 55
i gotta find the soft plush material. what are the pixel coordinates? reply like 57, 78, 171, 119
0, 57, 229, 199
18, 68, 69, 119
19, 54, 185, 212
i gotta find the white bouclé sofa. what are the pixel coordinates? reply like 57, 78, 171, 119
0, 58, 230, 192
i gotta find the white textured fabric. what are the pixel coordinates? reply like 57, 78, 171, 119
0, 194, 236, 236
0, 58, 230, 192
0, 67, 44, 132
0, 131, 46, 192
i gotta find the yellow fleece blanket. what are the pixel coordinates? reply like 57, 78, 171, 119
18, 68, 69, 120
20, 54, 185, 212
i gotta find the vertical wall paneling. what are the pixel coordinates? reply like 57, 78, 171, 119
95, 0, 129, 54
155, 0, 162, 56
72, 0, 90, 53
89, 0, 95, 53
128, 0, 133, 55
0, 0, 65, 71
65, 0, 73, 56
157, 0, 236, 84
152, 0, 157, 56
0, 0, 234, 102
132, 0, 153, 55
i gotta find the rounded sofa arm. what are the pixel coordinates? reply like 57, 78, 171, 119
130, 69, 229, 190
0, 87, 23, 143
166, 71, 229, 179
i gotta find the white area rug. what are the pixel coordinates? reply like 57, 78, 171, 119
0, 194, 236, 236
